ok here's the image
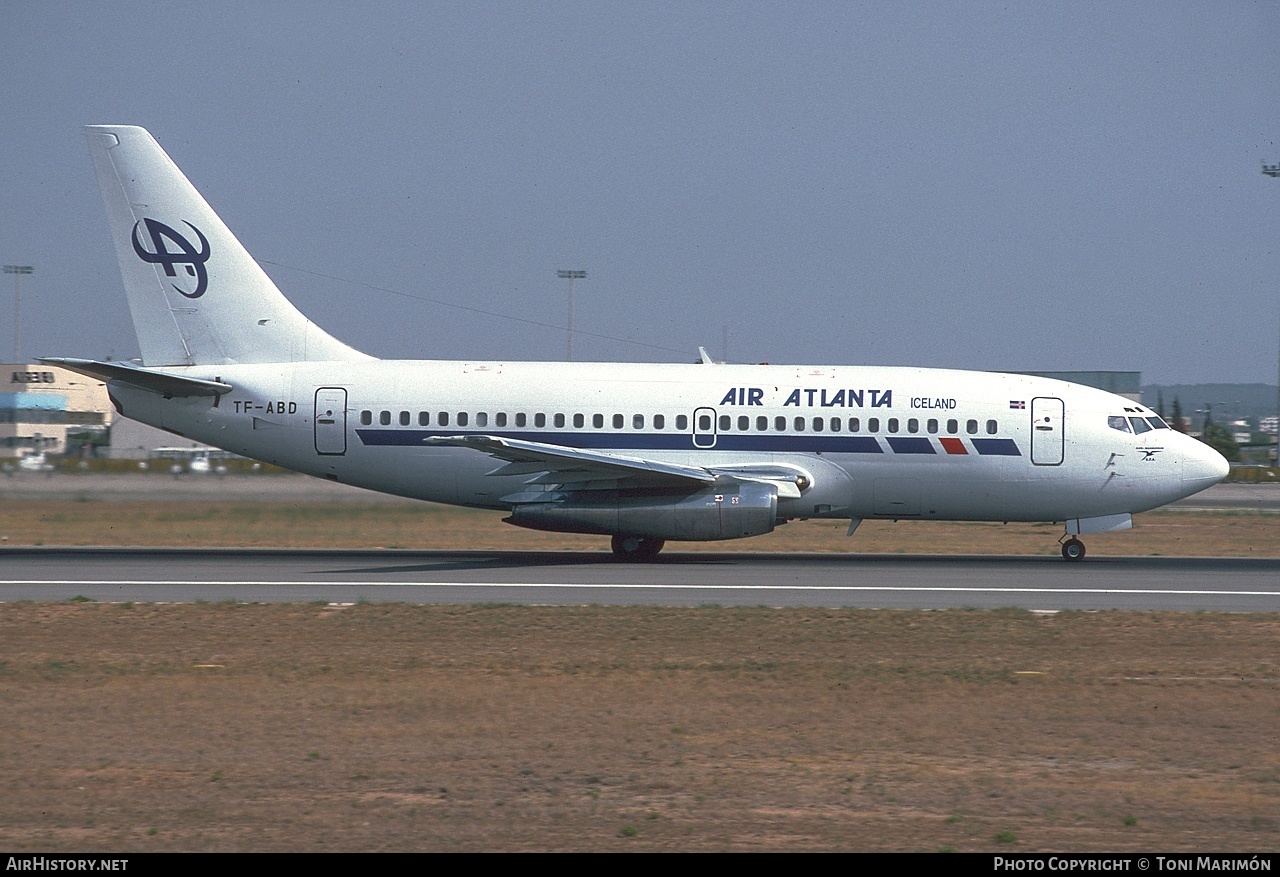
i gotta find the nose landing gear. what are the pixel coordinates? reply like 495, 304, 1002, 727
1059, 536, 1086, 562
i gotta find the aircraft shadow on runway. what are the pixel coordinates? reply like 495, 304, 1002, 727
314, 550, 1280, 577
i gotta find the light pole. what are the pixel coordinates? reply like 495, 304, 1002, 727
1265, 163, 1280, 467
557, 269, 586, 361
4, 265, 33, 362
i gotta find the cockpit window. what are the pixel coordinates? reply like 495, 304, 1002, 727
1108, 415, 1132, 433
1146, 416, 1169, 430
1128, 417, 1153, 434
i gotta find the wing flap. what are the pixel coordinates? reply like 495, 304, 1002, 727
425, 434, 715, 487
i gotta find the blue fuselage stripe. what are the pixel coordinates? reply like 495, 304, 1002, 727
885, 437, 936, 455
355, 429, 1023, 456
970, 438, 1021, 456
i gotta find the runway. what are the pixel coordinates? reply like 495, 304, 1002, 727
2, 548, 1278, 611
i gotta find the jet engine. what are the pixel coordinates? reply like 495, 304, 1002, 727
505, 481, 778, 541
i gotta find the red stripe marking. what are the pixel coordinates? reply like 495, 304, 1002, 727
939, 437, 968, 455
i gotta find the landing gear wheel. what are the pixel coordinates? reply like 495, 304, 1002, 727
1061, 538, 1086, 562
611, 535, 665, 562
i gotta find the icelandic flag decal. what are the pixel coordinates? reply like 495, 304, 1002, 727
1009, 400, 1026, 409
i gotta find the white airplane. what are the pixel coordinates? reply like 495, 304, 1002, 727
47, 125, 1229, 561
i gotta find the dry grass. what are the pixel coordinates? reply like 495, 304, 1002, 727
0, 499, 1276, 556
0, 603, 1277, 851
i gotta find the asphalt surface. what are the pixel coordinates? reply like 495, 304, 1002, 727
1, 547, 1277, 611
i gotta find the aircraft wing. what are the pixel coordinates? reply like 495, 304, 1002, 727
425, 434, 716, 490
426, 435, 808, 501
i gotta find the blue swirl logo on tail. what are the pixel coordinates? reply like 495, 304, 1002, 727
131, 218, 210, 298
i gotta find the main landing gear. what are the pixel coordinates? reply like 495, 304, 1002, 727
611, 534, 665, 562
1060, 537, 1086, 562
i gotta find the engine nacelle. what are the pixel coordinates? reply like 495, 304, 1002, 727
506, 482, 779, 541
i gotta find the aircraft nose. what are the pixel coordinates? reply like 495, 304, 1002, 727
1182, 438, 1230, 495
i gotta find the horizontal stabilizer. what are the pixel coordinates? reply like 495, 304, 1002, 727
40, 357, 232, 397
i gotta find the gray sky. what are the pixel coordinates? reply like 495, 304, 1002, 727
3, 1, 1279, 384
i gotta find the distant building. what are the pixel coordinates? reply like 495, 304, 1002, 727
0, 363, 113, 457
107, 416, 219, 460
1014, 371, 1142, 403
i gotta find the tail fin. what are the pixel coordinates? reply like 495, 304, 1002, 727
84, 125, 370, 366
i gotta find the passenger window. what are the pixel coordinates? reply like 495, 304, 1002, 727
573, 413, 584, 428
849, 417, 860, 432
516, 413, 527, 428
360, 410, 372, 426
719, 415, 731, 431
654, 414, 665, 429
593, 413, 603, 428
554, 413, 565, 428
868, 418, 879, 433
699, 414, 712, 431
738, 415, 749, 431
458, 412, 469, 426
476, 412, 488, 427
380, 410, 391, 426
947, 419, 958, 434
534, 413, 546, 428
613, 414, 624, 429
888, 418, 899, 433
438, 411, 449, 427
495, 413, 507, 427
986, 420, 997, 435
830, 417, 841, 432
676, 415, 688, 430
398, 411, 409, 426
966, 419, 978, 434
794, 416, 805, 431
907, 418, 919, 434
634, 414, 645, 429
813, 417, 824, 432
774, 416, 786, 431
927, 419, 938, 434
756, 416, 768, 431
418, 412, 430, 426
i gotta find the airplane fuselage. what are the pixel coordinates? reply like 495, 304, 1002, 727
108, 359, 1224, 526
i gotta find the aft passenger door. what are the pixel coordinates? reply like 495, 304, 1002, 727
1031, 396, 1064, 465
314, 387, 348, 455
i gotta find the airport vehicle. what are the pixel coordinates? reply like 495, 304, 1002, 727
46, 125, 1229, 561
15, 452, 54, 473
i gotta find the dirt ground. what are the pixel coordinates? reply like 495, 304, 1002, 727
0, 497, 1277, 557
1, 603, 1277, 852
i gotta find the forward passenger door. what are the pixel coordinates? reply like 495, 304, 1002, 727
1031, 396, 1064, 465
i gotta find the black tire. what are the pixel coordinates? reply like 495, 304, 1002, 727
1061, 538, 1086, 562
611, 535, 665, 562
